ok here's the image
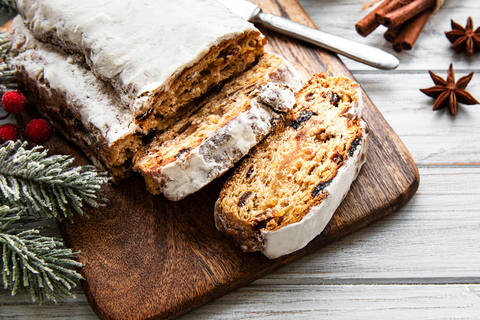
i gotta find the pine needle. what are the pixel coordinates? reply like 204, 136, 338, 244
0, 141, 110, 220
0, 30, 109, 304
0, 0, 16, 13
0, 205, 84, 302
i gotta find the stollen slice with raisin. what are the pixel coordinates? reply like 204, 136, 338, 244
133, 53, 302, 201
15, 0, 266, 133
8, 16, 143, 182
214, 72, 369, 259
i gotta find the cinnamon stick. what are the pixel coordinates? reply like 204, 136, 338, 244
393, 40, 404, 53
382, 0, 435, 28
375, 0, 414, 25
393, 8, 432, 52
384, 24, 403, 42
355, 0, 394, 37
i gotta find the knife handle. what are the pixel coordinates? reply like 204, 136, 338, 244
252, 12, 399, 70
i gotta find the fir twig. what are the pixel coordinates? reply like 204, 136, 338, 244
0, 0, 16, 13
0, 205, 83, 302
0, 141, 110, 220
0, 29, 105, 304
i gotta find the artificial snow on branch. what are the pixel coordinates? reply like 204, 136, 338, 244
0, 0, 16, 13
0, 23, 110, 304
0, 204, 84, 302
0, 140, 111, 220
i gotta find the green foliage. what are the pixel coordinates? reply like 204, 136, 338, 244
0, 141, 110, 220
0, 141, 111, 302
0, 205, 83, 302
0, 0, 16, 13
0, 28, 109, 302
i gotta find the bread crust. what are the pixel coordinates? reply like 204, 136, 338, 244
133, 53, 303, 201
15, 0, 266, 133
214, 72, 369, 258
8, 17, 143, 181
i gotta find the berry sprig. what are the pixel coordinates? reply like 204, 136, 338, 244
0, 89, 54, 144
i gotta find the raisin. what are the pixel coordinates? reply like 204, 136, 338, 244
251, 210, 274, 231
174, 147, 191, 159
246, 165, 254, 179
348, 136, 362, 156
305, 92, 315, 102
331, 151, 344, 164
291, 110, 315, 129
270, 115, 282, 127
135, 107, 154, 121
329, 92, 341, 107
238, 191, 253, 207
312, 179, 333, 197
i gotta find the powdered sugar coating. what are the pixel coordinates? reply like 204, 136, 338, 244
258, 83, 368, 259
15, 0, 259, 116
257, 82, 296, 113
160, 100, 275, 201
260, 120, 368, 259
138, 54, 302, 201
9, 17, 141, 147
256, 53, 303, 112
268, 56, 304, 92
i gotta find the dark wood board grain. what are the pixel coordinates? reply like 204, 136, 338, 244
15, 0, 419, 319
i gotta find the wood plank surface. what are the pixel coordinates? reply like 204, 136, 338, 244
2, 0, 419, 319
3, 0, 480, 318
2, 166, 478, 319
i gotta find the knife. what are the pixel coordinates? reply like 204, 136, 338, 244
218, 0, 399, 70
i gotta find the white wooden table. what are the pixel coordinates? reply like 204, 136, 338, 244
1, 0, 479, 318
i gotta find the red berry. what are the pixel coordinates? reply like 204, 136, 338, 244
1, 90, 27, 114
25, 119, 54, 144
0, 123, 21, 143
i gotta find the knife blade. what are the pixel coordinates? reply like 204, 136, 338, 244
217, 0, 399, 70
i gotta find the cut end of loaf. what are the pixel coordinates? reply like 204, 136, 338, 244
215, 72, 368, 258
133, 53, 301, 201
134, 30, 266, 132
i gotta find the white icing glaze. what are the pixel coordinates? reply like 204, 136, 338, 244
356, 88, 365, 117
256, 53, 302, 112
15, 0, 259, 116
9, 17, 141, 147
268, 54, 304, 92
159, 100, 274, 201
140, 53, 301, 200
259, 85, 368, 259
257, 82, 296, 113
344, 87, 365, 120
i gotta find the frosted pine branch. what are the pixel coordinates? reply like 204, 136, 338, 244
0, 0, 15, 13
0, 17, 107, 305
0, 205, 84, 302
0, 141, 110, 220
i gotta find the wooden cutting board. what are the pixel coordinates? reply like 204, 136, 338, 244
16, 0, 419, 319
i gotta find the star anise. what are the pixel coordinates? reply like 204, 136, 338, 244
420, 64, 479, 116
445, 17, 480, 56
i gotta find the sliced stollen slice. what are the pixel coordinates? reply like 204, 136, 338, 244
214, 72, 369, 259
15, 0, 266, 133
8, 17, 144, 181
133, 53, 303, 201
